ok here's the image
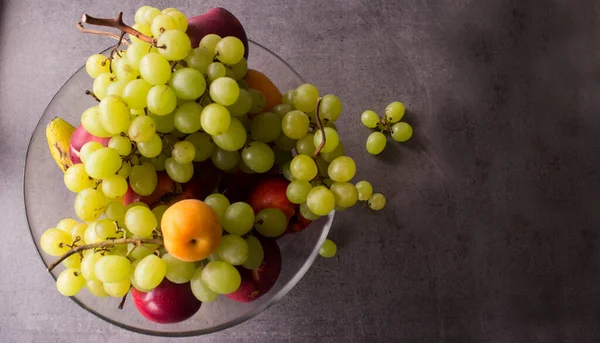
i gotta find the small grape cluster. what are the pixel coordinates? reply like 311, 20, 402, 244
361, 101, 413, 155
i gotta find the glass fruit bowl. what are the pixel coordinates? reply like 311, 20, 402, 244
24, 40, 334, 337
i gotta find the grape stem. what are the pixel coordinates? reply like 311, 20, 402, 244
312, 97, 325, 159
47, 238, 163, 272
85, 90, 100, 102
118, 288, 130, 310
76, 22, 130, 46
79, 12, 154, 45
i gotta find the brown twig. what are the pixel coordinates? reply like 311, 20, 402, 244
118, 288, 130, 310
77, 22, 129, 46
80, 12, 154, 45
47, 238, 163, 272
312, 97, 325, 159
85, 90, 100, 102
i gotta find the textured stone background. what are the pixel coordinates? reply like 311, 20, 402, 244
2, 0, 600, 342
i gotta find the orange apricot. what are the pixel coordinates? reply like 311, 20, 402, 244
243, 69, 282, 112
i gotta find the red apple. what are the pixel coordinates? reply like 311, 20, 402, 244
218, 170, 262, 203
225, 238, 282, 303
132, 279, 201, 324
187, 7, 249, 58
247, 177, 296, 220
287, 211, 312, 234
69, 124, 110, 164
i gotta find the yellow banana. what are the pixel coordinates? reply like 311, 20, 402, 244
46, 117, 75, 172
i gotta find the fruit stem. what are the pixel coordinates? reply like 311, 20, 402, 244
76, 22, 130, 46
79, 12, 154, 45
85, 90, 100, 102
118, 288, 130, 310
47, 238, 164, 272
312, 97, 325, 159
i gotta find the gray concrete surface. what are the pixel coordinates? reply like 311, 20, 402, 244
2, 0, 600, 342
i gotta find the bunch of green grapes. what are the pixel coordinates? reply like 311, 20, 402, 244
360, 101, 413, 155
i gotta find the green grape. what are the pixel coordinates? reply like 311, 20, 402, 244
157, 29, 191, 60
230, 58, 248, 79
129, 22, 153, 45
237, 113, 250, 130
128, 115, 156, 143
248, 88, 266, 114
366, 132, 387, 155
110, 50, 127, 71
79, 142, 103, 164
295, 133, 315, 156
290, 154, 318, 181
275, 134, 297, 151
56, 268, 85, 296
80, 252, 103, 280
108, 244, 128, 257
152, 205, 169, 230
330, 182, 359, 208
143, 7, 162, 25
85, 54, 110, 78
101, 175, 128, 199
83, 222, 102, 244
185, 132, 215, 162
239, 159, 256, 174
306, 186, 335, 216
114, 57, 140, 82
272, 104, 293, 119
81, 106, 112, 138
61, 254, 81, 269
361, 110, 380, 128
134, 254, 166, 290
129, 163, 158, 196
162, 8, 188, 31
86, 279, 109, 297
172, 141, 196, 163
316, 157, 329, 178
149, 152, 168, 171
40, 228, 72, 256
56, 218, 77, 233
286, 180, 312, 204
84, 147, 122, 179
313, 127, 340, 153
319, 94, 342, 122
122, 79, 152, 110
137, 134, 163, 158
93, 72, 116, 100
250, 112, 281, 143
169, 67, 206, 100
215, 36, 245, 65
319, 239, 337, 258
127, 41, 150, 71
135, 6, 152, 24
161, 253, 195, 284
281, 110, 310, 139
99, 95, 130, 134
151, 113, 175, 133
173, 102, 203, 133
131, 108, 145, 117
320, 142, 344, 163
255, 208, 287, 237
213, 118, 246, 151
209, 77, 240, 106
147, 85, 177, 115
204, 193, 230, 220
282, 89, 296, 106
226, 89, 253, 116
368, 193, 387, 210
325, 121, 337, 130
207, 62, 226, 81
128, 244, 154, 261
150, 14, 177, 38
300, 202, 320, 220
185, 48, 212, 74
222, 202, 255, 235
64, 164, 95, 192
328, 156, 356, 182
237, 79, 249, 90
95, 255, 131, 283
165, 157, 194, 183
139, 52, 171, 85
103, 279, 131, 298
190, 267, 219, 302
201, 261, 241, 294
294, 84, 319, 112
355, 181, 374, 201
385, 101, 405, 123
241, 236, 264, 270
211, 147, 240, 170
74, 188, 106, 221
217, 234, 249, 265
105, 79, 128, 97
201, 103, 231, 135
241, 141, 275, 173
94, 219, 120, 240
391, 122, 413, 142
104, 201, 126, 222
199, 34, 222, 55
108, 135, 132, 156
